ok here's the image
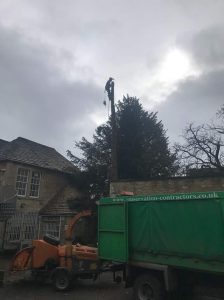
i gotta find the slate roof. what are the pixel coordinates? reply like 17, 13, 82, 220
0, 139, 9, 149
39, 186, 79, 215
0, 137, 76, 174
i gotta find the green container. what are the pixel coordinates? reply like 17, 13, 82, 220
98, 191, 224, 273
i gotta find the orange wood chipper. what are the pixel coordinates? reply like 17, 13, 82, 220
10, 210, 123, 290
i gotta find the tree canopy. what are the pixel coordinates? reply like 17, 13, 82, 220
116, 96, 177, 178
68, 96, 177, 197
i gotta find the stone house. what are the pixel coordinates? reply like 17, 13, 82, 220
0, 137, 82, 250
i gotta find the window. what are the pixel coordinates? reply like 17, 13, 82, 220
42, 216, 61, 238
29, 171, 41, 197
16, 168, 29, 196
16, 168, 41, 198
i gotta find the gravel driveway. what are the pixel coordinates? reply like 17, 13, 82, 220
1, 273, 132, 300
1, 254, 132, 300
1, 255, 224, 300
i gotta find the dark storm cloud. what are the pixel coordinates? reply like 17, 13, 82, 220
0, 25, 102, 154
179, 25, 224, 71
157, 69, 224, 143
1, 0, 224, 154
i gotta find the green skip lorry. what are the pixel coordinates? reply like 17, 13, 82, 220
98, 191, 224, 299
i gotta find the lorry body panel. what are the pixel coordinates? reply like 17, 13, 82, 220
98, 201, 128, 261
98, 191, 224, 273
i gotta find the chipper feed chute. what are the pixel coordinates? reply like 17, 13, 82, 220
10, 246, 34, 271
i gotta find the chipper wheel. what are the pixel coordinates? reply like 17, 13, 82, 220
133, 274, 164, 300
52, 268, 71, 291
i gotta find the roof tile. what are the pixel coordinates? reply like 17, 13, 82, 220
0, 137, 76, 174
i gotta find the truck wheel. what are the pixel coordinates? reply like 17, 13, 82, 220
53, 269, 71, 291
133, 274, 164, 300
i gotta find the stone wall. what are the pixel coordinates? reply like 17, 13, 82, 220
38, 169, 70, 208
1, 161, 75, 212
0, 162, 6, 186
110, 176, 224, 196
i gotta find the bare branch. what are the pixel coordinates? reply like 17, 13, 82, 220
175, 109, 224, 173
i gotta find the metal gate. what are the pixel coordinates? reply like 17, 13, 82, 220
4, 212, 38, 250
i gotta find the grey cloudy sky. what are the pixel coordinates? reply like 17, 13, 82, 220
0, 0, 223, 155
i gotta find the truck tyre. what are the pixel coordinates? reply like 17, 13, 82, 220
133, 274, 164, 300
53, 269, 71, 291
43, 234, 60, 246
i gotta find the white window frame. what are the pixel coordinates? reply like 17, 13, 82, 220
29, 171, 41, 198
16, 168, 29, 197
